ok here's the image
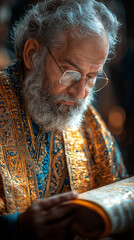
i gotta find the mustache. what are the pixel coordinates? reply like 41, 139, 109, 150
40, 90, 84, 107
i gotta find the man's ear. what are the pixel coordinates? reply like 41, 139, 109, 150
23, 39, 40, 70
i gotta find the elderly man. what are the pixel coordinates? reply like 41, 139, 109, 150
0, 0, 127, 239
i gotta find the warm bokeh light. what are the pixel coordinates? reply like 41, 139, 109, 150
108, 106, 126, 136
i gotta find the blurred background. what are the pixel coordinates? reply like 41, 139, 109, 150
0, 0, 134, 174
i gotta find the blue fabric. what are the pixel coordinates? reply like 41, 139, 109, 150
36, 131, 51, 198
0, 212, 21, 240
6, 60, 51, 199
1, 60, 128, 240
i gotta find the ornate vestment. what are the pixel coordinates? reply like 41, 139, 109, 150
0, 61, 127, 214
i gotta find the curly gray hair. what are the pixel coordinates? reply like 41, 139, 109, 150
12, 0, 120, 62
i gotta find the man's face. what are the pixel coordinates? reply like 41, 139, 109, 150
23, 32, 109, 132
44, 31, 109, 101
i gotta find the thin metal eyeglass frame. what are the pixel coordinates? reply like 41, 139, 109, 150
47, 48, 109, 92
47, 48, 64, 73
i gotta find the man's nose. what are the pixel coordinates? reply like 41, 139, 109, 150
68, 78, 88, 99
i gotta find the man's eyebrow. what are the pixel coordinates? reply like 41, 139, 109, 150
61, 59, 103, 74
62, 59, 82, 70
89, 70, 103, 75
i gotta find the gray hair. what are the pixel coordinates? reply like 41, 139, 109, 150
12, 0, 121, 62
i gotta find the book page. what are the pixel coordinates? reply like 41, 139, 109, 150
76, 176, 134, 235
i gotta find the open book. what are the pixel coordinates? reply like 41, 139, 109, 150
68, 176, 134, 239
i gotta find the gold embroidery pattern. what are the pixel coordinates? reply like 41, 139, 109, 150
0, 62, 127, 214
84, 106, 118, 188
63, 106, 127, 194
0, 68, 38, 213
10, 65, 68, 198
63, 128, 92, 194
45, 131, 68, 197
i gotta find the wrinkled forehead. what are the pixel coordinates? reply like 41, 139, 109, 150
50, 31, 109, 72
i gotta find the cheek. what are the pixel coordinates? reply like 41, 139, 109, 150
83, 91, 90, 100
42, 66, 58, 90
51, 85, 69, 95
42, 73, 68, 95
42, 58, 72, 95
43, 59, 63, 93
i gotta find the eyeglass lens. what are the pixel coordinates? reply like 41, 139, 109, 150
60, 70, 108, 92
60, 71, 81, 86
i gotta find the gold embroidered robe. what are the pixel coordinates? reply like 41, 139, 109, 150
0, 61, 127, 214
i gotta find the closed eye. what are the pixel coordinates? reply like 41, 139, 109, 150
61, 59, 82, 72
87, 75, 96, 81
87, 71, 103, 80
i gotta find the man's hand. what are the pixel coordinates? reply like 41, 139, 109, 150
18, 191, 78, 240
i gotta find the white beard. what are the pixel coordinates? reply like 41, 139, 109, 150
23, 56, 94, 132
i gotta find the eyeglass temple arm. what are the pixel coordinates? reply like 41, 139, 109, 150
103, 70, 109, 81
47, 48, 64, 73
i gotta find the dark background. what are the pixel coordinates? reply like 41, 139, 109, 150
0, 0, 134, 174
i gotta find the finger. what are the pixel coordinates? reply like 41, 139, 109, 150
39, 191, 78, 210
46, 204, 77, 223
43, 213, 77, 240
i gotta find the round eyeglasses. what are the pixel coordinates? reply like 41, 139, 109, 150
47, 49, 109, 92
